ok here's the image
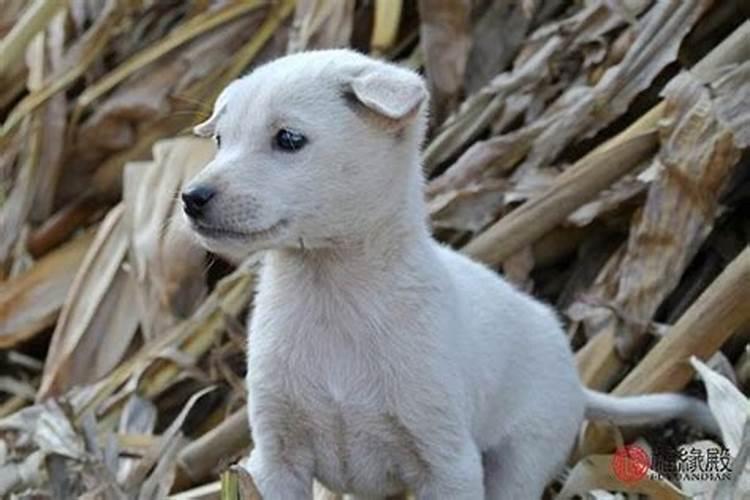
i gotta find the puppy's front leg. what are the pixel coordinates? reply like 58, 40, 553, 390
414, 442, 484, 500
247, 447, 313, 500
246, 379, 316, 499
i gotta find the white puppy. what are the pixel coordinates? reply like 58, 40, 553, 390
183, 50, 715, 499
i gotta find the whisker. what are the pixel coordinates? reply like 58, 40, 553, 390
169, 110, 210, 120
172, 93, 213, 112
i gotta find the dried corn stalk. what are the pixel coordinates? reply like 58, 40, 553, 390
573, 59, 750, 389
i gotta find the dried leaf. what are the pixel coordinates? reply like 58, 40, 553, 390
287, 0, 354, 52
429, 179, 507, 233
28, 10, 67, 222
370, 0, 400, 54
125, 386, 214, 490
0, 231, 94, 348
1, 0, 123, 136
0, 123, 38, 269
0, 450, 44, 497
123, 137, 210, 339
712, 61, 750, 148
69, 258, 257, 429
418, 0, 471, 123
568, 174, 647, 227
424, 0, 657, 174
0, 0, 66, 79
116, 395, 157, 484
424, 36, 558, 172
573, 69, 744, 358
74, 2, 267, 112
690, 356, 749, 457
464, 0, 532, 94
38, 204, 138, 400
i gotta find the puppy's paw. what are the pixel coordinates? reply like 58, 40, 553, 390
247, 450, 311, 500
229, 464, 262, 500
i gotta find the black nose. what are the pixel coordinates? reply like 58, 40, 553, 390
182, 186, 215, 219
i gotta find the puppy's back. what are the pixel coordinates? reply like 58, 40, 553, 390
431, 242, 585, 445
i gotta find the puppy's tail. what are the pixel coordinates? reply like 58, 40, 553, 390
583, 389, 719, 434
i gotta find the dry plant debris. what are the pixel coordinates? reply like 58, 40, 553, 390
1, 1, 749, 499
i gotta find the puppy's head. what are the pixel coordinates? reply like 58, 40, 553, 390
182, 50, 428, 261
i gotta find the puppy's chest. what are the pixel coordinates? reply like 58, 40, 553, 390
251, 301, 427, 493
255, 281, 406, 378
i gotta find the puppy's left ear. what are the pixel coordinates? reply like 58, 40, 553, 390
349, 65, 426, 123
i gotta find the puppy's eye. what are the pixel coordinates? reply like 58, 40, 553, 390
274, 128, 307, 152
214, 134, 221, 148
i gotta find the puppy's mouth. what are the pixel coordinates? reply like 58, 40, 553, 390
191, 219, 288, 242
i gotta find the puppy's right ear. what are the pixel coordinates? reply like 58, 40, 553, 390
193, 80, 239, 137
348, 64, 427, 125
193, 111, 219, 137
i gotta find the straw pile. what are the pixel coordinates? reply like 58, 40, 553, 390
1, 1, 749, 499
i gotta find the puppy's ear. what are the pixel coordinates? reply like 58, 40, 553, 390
349, 65, 426, 123
193, 80, 239, 137
193, 110, 220, 137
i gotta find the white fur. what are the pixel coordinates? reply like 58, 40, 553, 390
184, 50, 715, 499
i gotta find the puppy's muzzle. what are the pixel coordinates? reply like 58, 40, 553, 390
182, 185, 216, 219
